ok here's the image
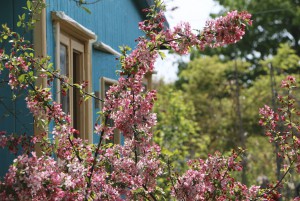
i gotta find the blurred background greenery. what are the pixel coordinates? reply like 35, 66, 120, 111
153, 0, 300, 199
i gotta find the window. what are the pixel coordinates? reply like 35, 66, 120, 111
100, 77, 121, 144
59, 33, 85, 136
52, 11, 96, 143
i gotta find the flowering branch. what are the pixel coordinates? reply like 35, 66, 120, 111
259, 76, 300, 200
0, 0, 257, 200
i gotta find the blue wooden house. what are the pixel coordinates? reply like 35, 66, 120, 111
0, 0, 156, 177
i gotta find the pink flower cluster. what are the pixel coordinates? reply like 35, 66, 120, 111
259, 76, 300, 201
0, 132, 33, 154
259, 76, 300, 175
172, 152, 260, 201
1, 153, 88, 201
202, 11, 252, 48
3, 32, 34, 89
101, 142, 162, 199
138, 8, 252, 54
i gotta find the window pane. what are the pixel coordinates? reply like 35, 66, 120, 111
60, 44, 69, 114
73, 52, 81, 132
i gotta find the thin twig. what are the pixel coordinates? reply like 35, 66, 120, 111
252, 160, 295, 201
167, 158, 179, 198
85, 115, 108, 200
39, 65, 104, 102
142, 185, 158, 201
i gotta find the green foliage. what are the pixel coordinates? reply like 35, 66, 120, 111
178, 55, 252, 151
159, 44, 300, 186
246, 136, 276, 184
272, 43, 300, 71
154, 85, 204, 168
19, 0, 46, 30
154, 84, 206, 199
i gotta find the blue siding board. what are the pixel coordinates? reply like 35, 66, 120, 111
0, 73, 16, 135
0, 0, 33, 177
46, 0, 143, 49
0, 1, 13, 26
92, 51, 119, 140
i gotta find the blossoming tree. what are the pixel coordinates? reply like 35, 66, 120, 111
0, 0, 298, 200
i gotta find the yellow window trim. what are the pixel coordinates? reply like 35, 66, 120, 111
33, 0, 47, 156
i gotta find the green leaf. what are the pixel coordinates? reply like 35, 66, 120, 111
28, 71, 34, 77
158, 51, 166, 59
18, 74, 26, 83
44, 88, 51, 92
81, 6, 91, 14
27, 0, 32, 10
84, 95, 90, 102
47, 63, 53, 69
161, 148, 174, 157
73, 83, 81, 88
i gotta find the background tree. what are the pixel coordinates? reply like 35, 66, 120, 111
177, 55, 250, 151
154, 84, 203, 165
161, 43, 300, 189
168, 0, 300, 189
